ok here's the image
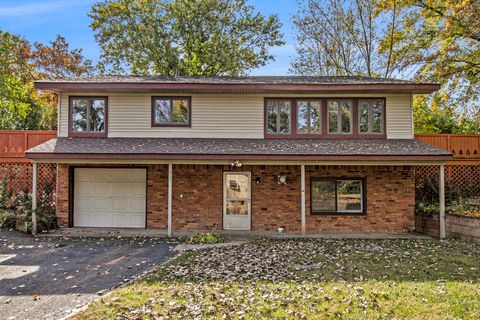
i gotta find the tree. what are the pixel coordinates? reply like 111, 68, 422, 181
0, 30, 42, 130
0, 30, 93, 130
413, 95, 480, 134
89, 0, 284, 76
290, 0, 404, 77
32, 35, 94, 79
377, 0, 480, 133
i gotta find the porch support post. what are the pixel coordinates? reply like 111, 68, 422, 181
439, 164, 446, 240
167, 163, 173, 237
31, 162, 38, 236
301, 165, 306, 235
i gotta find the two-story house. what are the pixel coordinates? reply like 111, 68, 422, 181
26, 76, 451, 236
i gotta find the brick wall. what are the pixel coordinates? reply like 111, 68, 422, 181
146, 165, 168, 229
306, 166, 415, 233
56, 164, 69, 227
55, 164, 415, 233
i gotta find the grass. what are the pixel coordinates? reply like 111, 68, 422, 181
74, 239, 480, 319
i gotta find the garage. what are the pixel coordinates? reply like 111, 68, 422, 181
73, 168, 147, 228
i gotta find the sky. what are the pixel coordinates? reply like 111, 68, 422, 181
0, 0, 299, 76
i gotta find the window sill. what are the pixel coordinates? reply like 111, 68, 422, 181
310, 211, 366, 216
151, 123, 191, 128
68, 132, 107, 138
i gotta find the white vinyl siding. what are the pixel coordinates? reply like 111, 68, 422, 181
385, 94, 413, 139
58, 93, 413, 139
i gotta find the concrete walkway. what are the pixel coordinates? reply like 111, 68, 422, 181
44, 228, 431, 240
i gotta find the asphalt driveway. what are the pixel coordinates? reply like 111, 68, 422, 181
0, 229, 175, 320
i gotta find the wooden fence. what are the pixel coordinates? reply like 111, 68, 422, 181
0, 130, 57, 196
415, 134, 480, 197
415, 134, 480, 165
0, 130, 56, 163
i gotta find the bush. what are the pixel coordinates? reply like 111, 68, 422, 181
187, 232, 223, 244
0, 177, 57, 233
0, 209, 17, 228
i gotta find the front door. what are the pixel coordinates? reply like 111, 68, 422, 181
223, 172, 251, 230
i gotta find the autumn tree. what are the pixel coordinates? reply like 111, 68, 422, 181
377, 0, 480, 133
32, 35, 94, 79
89, 0, 284, 76
0, 30, 93, 130
0, 30, 41, 129
290, 0, 404, 77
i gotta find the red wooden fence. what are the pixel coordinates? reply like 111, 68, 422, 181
415, 134, 480, 165
415, 134, 480, 193
0, 130, 56, 163
0, 130, 57, 196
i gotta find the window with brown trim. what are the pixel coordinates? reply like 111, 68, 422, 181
297, 100, 322, 134
311, 178, 365, 215
152, 96, 191, 127
327, 100, 352, 134
69, 96, 107, 137
266, 99, 292, 134
264, 97, 386, 138
358, 99, 384, 134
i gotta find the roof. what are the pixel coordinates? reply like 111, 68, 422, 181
34, 76, 440, 94
26, 137, 452, 162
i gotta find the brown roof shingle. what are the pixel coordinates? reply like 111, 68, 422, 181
34, 76, 440, 94
26, 137, 452, 162
36, 75, 427, 85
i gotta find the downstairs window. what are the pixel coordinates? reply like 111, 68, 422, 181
311, 179, 365, 214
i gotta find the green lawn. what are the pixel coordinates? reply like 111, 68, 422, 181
75, 239, 480, 319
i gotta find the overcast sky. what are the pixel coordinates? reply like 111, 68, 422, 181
0, 0, 298, 75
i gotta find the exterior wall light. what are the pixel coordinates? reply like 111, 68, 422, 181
230, 160, 242, 168
277, 175, 287, 185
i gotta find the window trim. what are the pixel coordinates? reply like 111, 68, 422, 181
358, 99, 385, 135
264, 97, 386, 139
310, 177, 366, 215
68, 96, 108, 138
151, 96, 192, 127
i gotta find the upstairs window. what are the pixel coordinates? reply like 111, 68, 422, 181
328, 100, 352, 134
70, 97, 107, 136
297, 100, 322, 134
359, 100, 384, 134
152, 97, 191, 127
266, 99, 291, 134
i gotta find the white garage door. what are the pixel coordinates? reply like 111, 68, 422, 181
74, 168, 147, 228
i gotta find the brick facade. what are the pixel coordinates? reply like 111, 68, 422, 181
55, 164, 415, 233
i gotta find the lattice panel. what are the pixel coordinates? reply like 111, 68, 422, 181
416, 166, 440, 182
448, 165, 480, 189
416, 165, 480, 202
0, 162, 56, 199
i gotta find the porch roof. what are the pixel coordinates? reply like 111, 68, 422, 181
26, 137, 452, 162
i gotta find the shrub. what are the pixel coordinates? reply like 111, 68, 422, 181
0, 178, 57, 233
0, 209, 17, 228
187, 232, 223, 244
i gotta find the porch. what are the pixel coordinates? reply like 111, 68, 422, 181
30, 162, 448, 237
25, 137, 452, 237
